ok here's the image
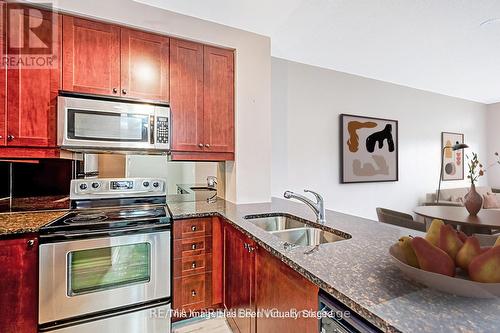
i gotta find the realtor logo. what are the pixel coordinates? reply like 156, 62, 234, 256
3, 3, 57, 68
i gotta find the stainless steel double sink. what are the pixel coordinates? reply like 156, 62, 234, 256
244, 214, 350, 247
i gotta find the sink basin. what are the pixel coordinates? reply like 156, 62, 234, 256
271, 228, 345, 246
244, 214, 307, 231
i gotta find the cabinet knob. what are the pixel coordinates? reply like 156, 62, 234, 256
7, 135, 14, 141
112, 88, 118, 94
27, 239, 35, 248
191, 262, 197, 269
198, 143, 203, 148
191, 290, 197, 297
191, 243, 197, 250
0, 135, 3, 139
122, 89, 127, 95
191, 225, 197, 231
205, 144, 210, 148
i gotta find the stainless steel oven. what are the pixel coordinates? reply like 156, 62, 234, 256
58, 93, 170, 153
39, 232, 170, 325
39, 178, 171, 333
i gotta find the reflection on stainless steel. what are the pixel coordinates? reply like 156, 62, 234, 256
245, 215, 307, 231
271, 228, 346, 246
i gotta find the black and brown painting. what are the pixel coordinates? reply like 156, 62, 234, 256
340, 114, 398, 183
441, 132, 464, 181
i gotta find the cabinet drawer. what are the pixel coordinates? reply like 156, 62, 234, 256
173, 273, 212, 310
174, 218, 212, 239
173, 236, 212, 259
174, 254, 212, 277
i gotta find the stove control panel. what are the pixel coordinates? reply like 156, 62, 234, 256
70, 178, 166, 200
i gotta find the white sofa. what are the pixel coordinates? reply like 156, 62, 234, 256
425, 186, 498, 208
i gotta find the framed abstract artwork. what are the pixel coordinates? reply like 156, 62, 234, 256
340, 114, 399, 183
441, 132, 464, 181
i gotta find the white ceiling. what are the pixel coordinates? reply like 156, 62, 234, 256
135, 0, 500, 104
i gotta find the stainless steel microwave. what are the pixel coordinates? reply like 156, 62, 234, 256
57, 94, 170, 153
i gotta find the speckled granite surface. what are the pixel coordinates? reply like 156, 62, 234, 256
0, 210, 68, 235
167, 198, 500, 333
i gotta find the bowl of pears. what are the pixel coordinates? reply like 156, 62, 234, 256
389, 219, 500, 298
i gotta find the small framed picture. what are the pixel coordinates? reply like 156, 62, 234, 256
340, 114, 398, 183
441, 132, 464, 181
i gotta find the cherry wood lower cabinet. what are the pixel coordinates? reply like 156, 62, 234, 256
223, 221, 319, 333
255, 246, 319, 333
172, 217, 223, 320
224, 223, 256, 333
0, 234, 38, 333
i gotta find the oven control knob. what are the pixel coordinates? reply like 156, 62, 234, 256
79, 183, 88, 191
91, 182, 100, 189
143, 181, 150, 188
152, 181, 160, 188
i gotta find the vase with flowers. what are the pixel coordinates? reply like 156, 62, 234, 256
465, 152, 485, 215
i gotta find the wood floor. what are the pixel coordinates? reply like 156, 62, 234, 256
172, 316, 232, 333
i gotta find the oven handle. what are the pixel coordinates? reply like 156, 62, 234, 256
43, 224, 170, 239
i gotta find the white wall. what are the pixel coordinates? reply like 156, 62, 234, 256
272, 57, 488, 220
45, 0, 272, 204
487, 102, 500, 188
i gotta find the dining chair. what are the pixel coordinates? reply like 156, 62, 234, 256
376, 207, 426, 232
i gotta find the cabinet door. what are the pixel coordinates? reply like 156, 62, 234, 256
255, 247, 319, 333
6, 5, 60, 147
121, 28, 169, 101
203, 46, 234, 153
224, 223, 255, 333
0, 234, 38, 333
0, 0, 6, 146
170, 39, 204, 152
62, 16, 120, 96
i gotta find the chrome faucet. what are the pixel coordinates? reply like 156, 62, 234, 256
283, 189, 326, 224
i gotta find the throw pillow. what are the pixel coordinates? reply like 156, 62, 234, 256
483, 192, 500, 209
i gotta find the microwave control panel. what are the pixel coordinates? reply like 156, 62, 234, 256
156, 116, 169, 144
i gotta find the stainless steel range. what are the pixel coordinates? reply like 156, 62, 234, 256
38, 178, 171, 333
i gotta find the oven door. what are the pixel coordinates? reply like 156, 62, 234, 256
58, 96, 155, 150
39, 231, 170, 324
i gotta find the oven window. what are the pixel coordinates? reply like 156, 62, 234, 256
67, 109, 149, 142
68, 243, 151, 296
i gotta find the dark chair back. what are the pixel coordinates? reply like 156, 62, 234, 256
376, 207, 426, 232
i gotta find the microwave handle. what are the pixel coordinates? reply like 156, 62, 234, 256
150, 115, 155, 144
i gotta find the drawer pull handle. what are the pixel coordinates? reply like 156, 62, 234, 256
191, 243, 197, 250
191, 225, 197, 231
191, 262, 197, 269
191, 290, 197, 297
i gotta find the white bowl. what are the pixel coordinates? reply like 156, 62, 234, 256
389, 244, 500, 298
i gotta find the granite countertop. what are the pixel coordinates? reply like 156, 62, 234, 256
0, 210, 68, 236
167, 198, 500, 333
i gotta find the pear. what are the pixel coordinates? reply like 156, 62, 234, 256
457, 230, 467, 243
425, 219, 444, 246
469, 246, 500, 283
456, 236, 481, 270
398, 236, 419, 268
411, 237, 455, 277
438, 224, 464, 260
495, 236, 500, 247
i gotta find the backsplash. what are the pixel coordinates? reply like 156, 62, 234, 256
0, 160, 77, 213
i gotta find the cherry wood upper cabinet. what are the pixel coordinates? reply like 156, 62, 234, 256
0, 0, 6, 146
6, 5, 60, 147
121, 28, 169, 101
224, 223, 255, 333
170, 39, 204, 152
62, 16, 120, 96
203, 46, 234, 153
255, 247, 319, 333
0, 234, 38, 333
